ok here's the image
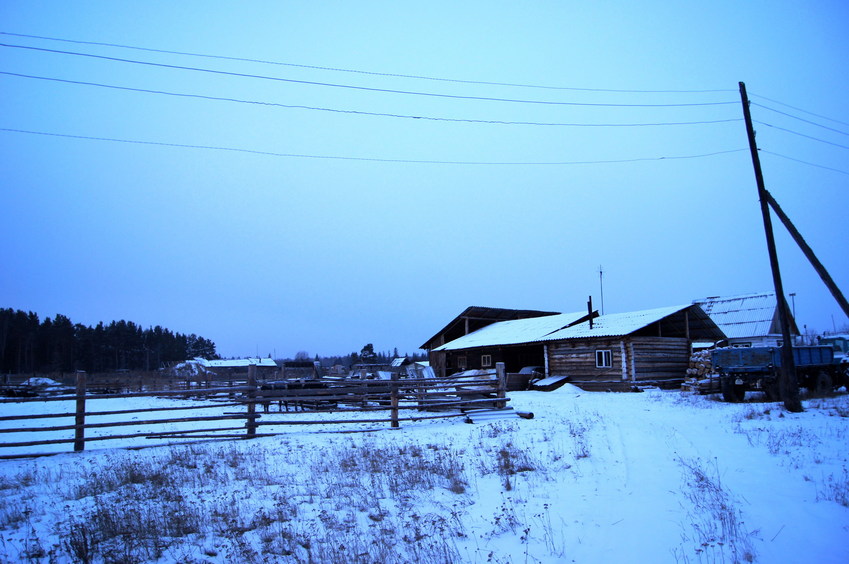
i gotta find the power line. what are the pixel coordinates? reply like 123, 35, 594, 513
0, 42, 739, 108
0, 30, 736, 95
751, 101, 849, 138
750, 92, 849, 128
754, 120, 849, 151
0, 127, 749, 166
0, 71, 743, 128
760, 149, 849, 176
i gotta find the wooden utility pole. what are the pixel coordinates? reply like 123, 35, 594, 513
739, 81, 803, 412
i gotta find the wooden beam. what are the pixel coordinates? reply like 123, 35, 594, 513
765, 189, 849, 320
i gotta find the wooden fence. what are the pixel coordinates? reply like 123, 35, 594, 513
0, 364, 509, 458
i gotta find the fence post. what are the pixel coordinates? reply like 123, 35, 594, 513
74, 370, 86, 452
390, 372, 400, 428
496, 362, 507, 409
246, 364, 258, 438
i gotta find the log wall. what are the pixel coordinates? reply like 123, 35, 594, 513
548, 336, 690, 390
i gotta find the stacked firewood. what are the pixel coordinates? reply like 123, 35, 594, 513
686, 349, 713, 377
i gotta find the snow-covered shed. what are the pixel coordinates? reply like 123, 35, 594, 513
693, 292, 799, 348
427, 304, 724, 391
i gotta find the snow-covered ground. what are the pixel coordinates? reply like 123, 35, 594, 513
1, 386, 848, 563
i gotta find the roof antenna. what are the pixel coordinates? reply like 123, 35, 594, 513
599, 265, 605, 315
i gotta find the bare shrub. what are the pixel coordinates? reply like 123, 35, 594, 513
817, 466, 849, 507
677, 457, 756, 564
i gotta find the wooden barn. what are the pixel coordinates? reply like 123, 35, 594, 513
419, 306, 563, 379
424, 304, 725, 391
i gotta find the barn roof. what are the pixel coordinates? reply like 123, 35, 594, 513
434, 304, 724, 351
433, 311, 591, 351
419, 305, 561, 350
692, 292, 797, 339
544, 304, 720, 340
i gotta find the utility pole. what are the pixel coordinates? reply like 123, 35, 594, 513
739, 81, 802, 412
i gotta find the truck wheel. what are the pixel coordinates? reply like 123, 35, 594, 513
721, 378, 745, 402
811, 371, 833, 396
763, 381, 780, 402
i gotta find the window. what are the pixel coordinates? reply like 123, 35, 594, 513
457, 356, 467, 370
481, 354, 492, 368
595, 349, 612, 368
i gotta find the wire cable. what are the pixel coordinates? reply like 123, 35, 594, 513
750, 92, 849, 128
0, 71, 743, 128
760, 149, 849, 176
0, 42, 739, 108
0, 127, 749, 166
754, 120, 849, 151
0, 31, 736, 95
751, 102, 849, 138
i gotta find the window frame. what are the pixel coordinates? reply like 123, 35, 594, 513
595, 349, 612, 368
481, 354, 492, 368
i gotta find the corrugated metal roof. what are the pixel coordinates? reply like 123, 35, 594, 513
434, 304, 723, 351
420, 306, 561, 349
693, 293, 786, 339
544, 305, 691, 340
434, 311, 587, 351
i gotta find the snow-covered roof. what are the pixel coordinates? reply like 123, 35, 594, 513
543, 305, 693, 340
693, 292, 795, 339
420, 305, 561, 349
434, 311, 590, 351
434, 304, 723, 351
196, 357, 278, 368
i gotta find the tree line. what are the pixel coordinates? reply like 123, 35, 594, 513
0, 308, 218, 375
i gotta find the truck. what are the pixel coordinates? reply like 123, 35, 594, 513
711, 345, 849, 402
818, 334, 849, 365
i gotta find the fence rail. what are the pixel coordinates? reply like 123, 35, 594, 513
0, 363, 509, 458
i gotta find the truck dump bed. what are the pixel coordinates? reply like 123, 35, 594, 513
712, 346, 834, 373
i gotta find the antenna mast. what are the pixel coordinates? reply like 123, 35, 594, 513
599, 265, 605, 315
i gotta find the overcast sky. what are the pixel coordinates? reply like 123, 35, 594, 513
2, 1, 848, 359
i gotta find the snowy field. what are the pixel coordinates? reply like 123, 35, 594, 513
1, 386, 848, 563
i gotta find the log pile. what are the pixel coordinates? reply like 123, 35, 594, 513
681, 349, 720, 394
686, 350, 713, 377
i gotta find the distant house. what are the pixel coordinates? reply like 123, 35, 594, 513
281, 360, 321, 380
200, 357, 280, 380
693, 292, 799, 348
424, 304, 724, 391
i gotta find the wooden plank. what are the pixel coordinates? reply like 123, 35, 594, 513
0, 401, 244, 422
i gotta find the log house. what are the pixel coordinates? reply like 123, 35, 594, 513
423, 304, 725, 391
